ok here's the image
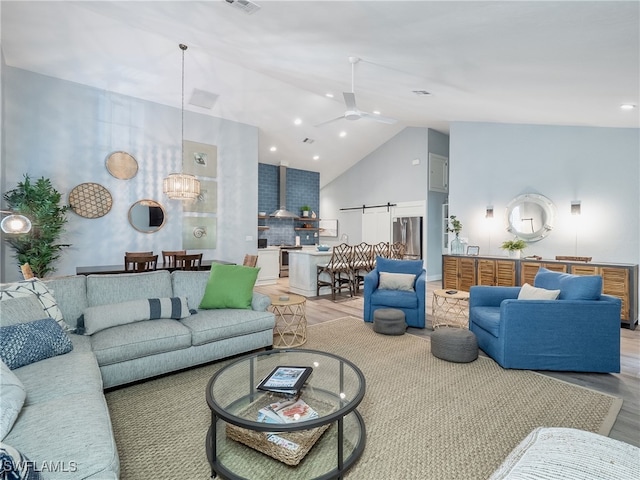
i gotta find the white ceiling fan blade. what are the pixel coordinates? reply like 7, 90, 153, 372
343, 92, 357, 110
359, 111, 398, 124
314, 115, 345, 127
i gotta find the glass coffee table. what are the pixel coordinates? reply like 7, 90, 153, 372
206, 349, 366, 479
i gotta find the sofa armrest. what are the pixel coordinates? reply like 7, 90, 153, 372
251, 292, 272, 312
469, 285, 520, 308
364, 270, 380, 295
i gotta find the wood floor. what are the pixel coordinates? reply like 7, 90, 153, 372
255, 278, 640, 447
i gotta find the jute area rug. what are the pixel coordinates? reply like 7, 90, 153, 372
106, 317, 622, 480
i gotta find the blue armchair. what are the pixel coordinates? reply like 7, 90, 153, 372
469, 268, 621, 372
364, 257, 426, 328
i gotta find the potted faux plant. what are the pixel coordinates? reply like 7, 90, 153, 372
500, 239, 527, 259
3, 175, 70, 278
300, 205, 311, 217
448, 215, 464, 255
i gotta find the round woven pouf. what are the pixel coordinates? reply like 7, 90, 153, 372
373, 308, 407, 335
431, 327, 478, 363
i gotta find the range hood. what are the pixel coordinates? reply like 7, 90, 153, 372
270, 166, 298, 218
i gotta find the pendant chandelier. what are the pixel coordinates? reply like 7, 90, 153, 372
163, 44, 200, 201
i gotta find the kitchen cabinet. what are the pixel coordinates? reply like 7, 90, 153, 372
255, 248, 279, 286
442, 254, 638, 328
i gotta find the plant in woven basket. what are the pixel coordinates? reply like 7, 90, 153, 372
3, 175, 70, 278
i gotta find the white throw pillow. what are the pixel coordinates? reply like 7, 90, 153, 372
378, 272, 416, 291
517, 283, 560, 300
82, 297, 191, 335
0, 360, 26, 441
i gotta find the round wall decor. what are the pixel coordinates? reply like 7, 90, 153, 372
106, 151, 138, 179
69, 183, 113, 219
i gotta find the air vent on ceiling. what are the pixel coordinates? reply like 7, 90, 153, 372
225, 0, 261, 15
302, 137, 315, 144
189, 89, 219, 109
412, 90, 432, 96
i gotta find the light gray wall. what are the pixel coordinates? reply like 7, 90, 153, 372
449, 122, 639, 267
1, 66, 258, 282
320, 126, 450, 278
320, 127, 429, 245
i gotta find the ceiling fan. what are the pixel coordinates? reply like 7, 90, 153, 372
315, 57, 398, 127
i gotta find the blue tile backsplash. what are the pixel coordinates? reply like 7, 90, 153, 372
258, 163, 320, 246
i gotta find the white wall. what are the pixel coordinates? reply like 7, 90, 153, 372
449, 122, 640, 266
1, 66, 258, 282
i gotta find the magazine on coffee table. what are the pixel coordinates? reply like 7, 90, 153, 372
257, 366, 313, 394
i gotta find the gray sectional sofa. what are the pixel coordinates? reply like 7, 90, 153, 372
1, 269, 275, 479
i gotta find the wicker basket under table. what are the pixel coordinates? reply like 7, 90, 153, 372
225, 398, 334, 466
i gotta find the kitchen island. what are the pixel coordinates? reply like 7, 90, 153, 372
288, 249, 333, 297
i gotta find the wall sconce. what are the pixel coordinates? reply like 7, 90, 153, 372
571, 200, 581, 216
1, 210, 32, 234
485, 206, 494, 218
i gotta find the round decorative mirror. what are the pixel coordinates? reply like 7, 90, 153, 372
128, 199, 166, 234
106, 151, 138, 180
505, 193, 556, 242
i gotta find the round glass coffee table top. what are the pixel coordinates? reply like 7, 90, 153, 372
206, 349, 366, 479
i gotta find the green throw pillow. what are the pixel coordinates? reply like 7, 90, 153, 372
199, 264, 260, 310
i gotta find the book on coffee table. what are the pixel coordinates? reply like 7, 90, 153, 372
257, 366, 313, 395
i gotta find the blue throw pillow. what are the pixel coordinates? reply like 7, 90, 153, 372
534, 267, 603, 300
0, 318, 73, 370
0, 442, 43, 479
375, 257, 424, 276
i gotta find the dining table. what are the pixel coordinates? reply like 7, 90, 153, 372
75, 259, 233, 275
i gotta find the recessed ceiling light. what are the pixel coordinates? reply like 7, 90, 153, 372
373, 110, 381, 115
294, 118, 302, 125
620, 104, 637, 110
325, 93, 334, 98
269, 146, 277, 152
313, 155, 320, 161
339, 131, 347, 138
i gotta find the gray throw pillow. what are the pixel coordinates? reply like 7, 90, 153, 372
0, 295, 48, 327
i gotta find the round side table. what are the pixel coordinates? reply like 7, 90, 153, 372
269, 294, 308, 348
431, 289, 470, 329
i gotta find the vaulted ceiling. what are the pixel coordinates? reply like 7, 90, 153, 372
2, 1, 638, 186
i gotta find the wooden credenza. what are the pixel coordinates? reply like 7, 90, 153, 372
442, 254, 638, 329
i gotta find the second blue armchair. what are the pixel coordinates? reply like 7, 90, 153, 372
364, 257, 426, 328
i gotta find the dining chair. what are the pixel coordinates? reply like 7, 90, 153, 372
317, 243, 354, 301
371, 242, 390, 269
125, 251, 153, 256
124, 254, 158, 272
351, 242, 373, 294
173, 253, 203, 271
162, 250, 186, 268
389, 242, 406, 259
243, 254, 259, 268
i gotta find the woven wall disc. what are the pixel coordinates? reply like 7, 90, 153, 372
106, 151, 138, 179
69, 183, 113, 219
